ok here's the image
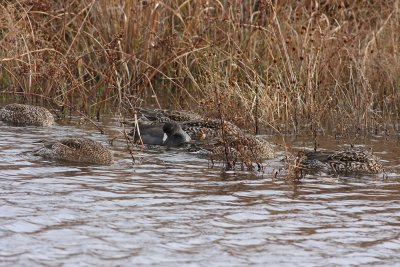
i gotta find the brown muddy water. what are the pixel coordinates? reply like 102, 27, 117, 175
1, 117, 400, 267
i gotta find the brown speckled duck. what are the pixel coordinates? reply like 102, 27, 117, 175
181, 119, 243, 140
34, 138, 113, 165
296, 147, 383, 176
136, 108, 203, 122
0, 103, 54, 126
190, 134, 275, 169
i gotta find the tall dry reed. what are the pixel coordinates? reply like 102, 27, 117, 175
0, 0, 399, 134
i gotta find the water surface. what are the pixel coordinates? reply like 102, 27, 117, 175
1, 119, 399, 266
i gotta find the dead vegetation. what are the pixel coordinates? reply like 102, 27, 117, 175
0, 0, 399, 135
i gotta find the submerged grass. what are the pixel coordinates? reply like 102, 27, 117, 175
1, 0, 399, 136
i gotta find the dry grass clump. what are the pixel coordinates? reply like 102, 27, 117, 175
0, 0, 399, 135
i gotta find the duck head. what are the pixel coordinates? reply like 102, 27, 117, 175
163, 122, 191, 146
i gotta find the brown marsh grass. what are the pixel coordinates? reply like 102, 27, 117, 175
0, 0, 399, 136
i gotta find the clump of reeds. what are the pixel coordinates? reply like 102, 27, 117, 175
0, 0, 399, 136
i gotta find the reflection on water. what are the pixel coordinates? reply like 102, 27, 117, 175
1, 119, 400, 267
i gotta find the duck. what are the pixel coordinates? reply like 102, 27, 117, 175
130, 122, 191, 146
34, 138, 113, 165
133, 108, 244, 141
296, 147, 383, 176
181, 119, 242, 140
189, 134, 275, 169
0, 103, 55, 126
136, 108, 203, 122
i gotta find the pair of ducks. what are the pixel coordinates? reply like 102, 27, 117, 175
0, 103, 113, 165
0, 103, 384, 175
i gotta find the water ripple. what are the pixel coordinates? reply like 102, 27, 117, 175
1, 122, 400, 266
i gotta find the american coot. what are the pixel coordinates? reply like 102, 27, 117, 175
296, 147, 383, 175
34, 138, 113, 165
132, 124, 165, 145
134, 107, 244, 141
131, 122, 191, 146
137, 108, 202, 122
0, 103, 55, 126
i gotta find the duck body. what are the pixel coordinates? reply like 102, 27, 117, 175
137, 108, 202, 122
132, 124, 165, 145
0, 103, 55, 126
130, 122, 191, 146
34, 138, 113, 165
298, 148, 383, 175
189, 134, 275, 168
181, 119, 242, 140
236, 135, 275, 161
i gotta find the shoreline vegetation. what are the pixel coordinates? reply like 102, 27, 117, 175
0, 0, 399, 137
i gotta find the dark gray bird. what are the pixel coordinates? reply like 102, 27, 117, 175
130, 122, 191, 146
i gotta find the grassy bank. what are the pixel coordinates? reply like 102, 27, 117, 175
1, 0, 399, 134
